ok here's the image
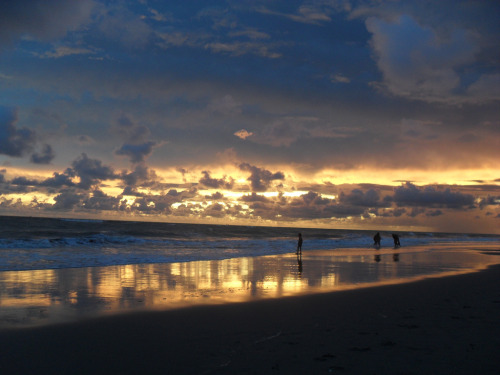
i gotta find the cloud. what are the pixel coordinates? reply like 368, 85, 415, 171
426, 209, 443, 217
258, 5, 332, 25
113, 113, 151, 143
393, 182, 474, 209
112, 113, 161, 164
246, 116, 358, 147
239, 163, 285, 192
478, 196, 500, 209
234, 129, 253, 140
241, 192, 271, 203
0, 106, 37, 157
366, 15, 479, 103
41, 45, 96, 59
208, 95, 242, 116
330, 74, 351, 83
0, 0, 95, 47
228, 28, 270, 40
41, 172, 75, 188
115, 141, 158, 164
52, 189, 85, 210
121, 164, 158, 189
30, 144, 55, 164
77, 135, 95, 145
466, 73, 500, 102
70, 153, 117, 190
122, 189, 198, 215
83, 189, 121, 211
206, 191, 224, 200
10, 176, 37, 187
254, 191, 366, 220
97, 5, 153, 48
199, 171, 234, 189
204, 41, 282, 58
339, 189, 388, 207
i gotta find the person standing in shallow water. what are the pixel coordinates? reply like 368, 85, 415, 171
373, 232, 381, 248
297, 233, 303, 254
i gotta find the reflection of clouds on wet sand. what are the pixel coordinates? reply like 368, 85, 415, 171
0, 243, 498, 329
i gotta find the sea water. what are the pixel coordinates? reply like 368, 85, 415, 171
1, 215, 498, 272
1, 215, 499, 328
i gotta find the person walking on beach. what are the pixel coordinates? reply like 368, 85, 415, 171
392, 233, 401, 247
373, 232, 381, 248
297, 233, 303, 254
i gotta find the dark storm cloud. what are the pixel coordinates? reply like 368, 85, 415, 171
359, 0, 500, 104
112, 113, 151, 143
2, 153, 116, 196
115, 141, 157, 164
0, 0, 95, 47
240, 192, 271, 203
10, 176, 36, 186
202, 202, 227, 218
122, 190, 190, 215
392, 207, 407, 217
426, 210, 443, 217
112, 113, 161, 164
120, 164, 158, 189
408, 207, 426, 217
7, 172, 74, 190
206, 191, 224, 200
0, 106, 37, 157
478, 196, 500, 209
238, 190, 368, 221
366, 15, 479, 103
52, 189, 85, 210
199, 171, 234, 189
239, 163, 285, 192
299, 191, 332, 206
393, 182, 474, 209
339, 189, 389, 208
41, 172, 75, 188
69, 153, 117, 190
83, 189, 121, 211
30, 144, 55, 164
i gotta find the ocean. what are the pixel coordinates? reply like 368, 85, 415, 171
1, 215, 500, 328
1, 215, 498, 272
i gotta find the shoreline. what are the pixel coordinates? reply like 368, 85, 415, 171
1, 242, 499, 330
1, 261, 499, 373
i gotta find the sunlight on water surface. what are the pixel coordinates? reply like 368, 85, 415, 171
0, 242, 499, 329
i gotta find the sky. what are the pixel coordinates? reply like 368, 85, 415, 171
0, 0, 499, 234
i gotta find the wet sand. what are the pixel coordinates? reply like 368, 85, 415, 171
1, 262, 499, 374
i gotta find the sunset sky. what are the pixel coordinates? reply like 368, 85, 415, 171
1, 0, 499, 234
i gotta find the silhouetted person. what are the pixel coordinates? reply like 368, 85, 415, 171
373, 232, 381, 248
392, 233, 401, 247
297, 233, 303, 254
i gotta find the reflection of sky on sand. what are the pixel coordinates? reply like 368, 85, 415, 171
0, 243, 499, 329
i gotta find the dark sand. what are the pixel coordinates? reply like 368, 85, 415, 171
1, 265, 499, 374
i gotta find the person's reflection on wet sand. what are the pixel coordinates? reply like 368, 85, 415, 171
374, 254, 381, 262
297, 233, 303, 254
393, 252, 399, 262
297, 250, 303, 274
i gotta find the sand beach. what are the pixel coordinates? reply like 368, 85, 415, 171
1, 243, 499, 374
